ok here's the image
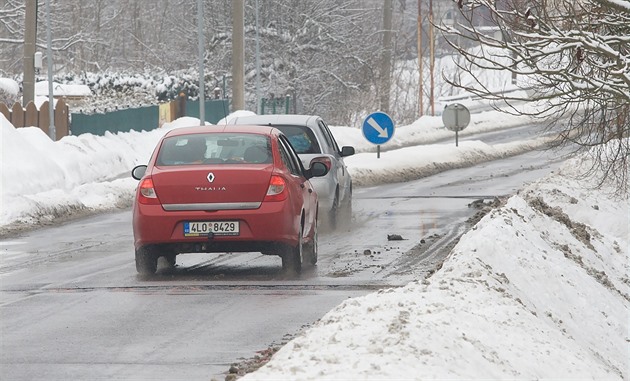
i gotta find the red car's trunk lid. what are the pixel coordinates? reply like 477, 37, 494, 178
151, 165, 272, 207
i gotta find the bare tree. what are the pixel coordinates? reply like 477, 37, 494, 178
437, 0, 629, 193
0, 0, 25, 74
237, 0, 383, 124
0, 0, 420, 126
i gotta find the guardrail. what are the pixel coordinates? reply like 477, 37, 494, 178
437, 87, 532, 115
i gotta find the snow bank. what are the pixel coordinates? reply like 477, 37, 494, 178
0, 114, 177, 227
0, 78, 19, 96
241, 154, 629, 380
0, 109, 546, 231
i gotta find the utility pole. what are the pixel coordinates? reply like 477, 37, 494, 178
380, 0, 393, 114
197, 0, 205, 124
255, 0, 262, 114
23, 0, 37, 107
232, 0, 245, 111
417, 0, 423, 116
46, 0, 55, 140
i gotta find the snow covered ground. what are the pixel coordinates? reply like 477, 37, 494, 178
243, 151, 629, 380
0, 106, 549, 231
1, 110, 628, 379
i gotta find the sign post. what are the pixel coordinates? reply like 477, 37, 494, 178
442, 103, 470, 146
362, 111, 395, 158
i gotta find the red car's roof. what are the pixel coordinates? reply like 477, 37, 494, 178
165, 124, 276, 137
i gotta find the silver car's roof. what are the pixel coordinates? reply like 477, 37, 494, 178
229, 114, 321, 127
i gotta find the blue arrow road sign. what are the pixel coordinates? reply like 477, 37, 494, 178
362, 111, 395, 145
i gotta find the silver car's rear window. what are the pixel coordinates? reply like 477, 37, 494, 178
156, 133, 272, 165
273, 125, 321, 154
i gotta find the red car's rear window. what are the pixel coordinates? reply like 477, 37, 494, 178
156, 133, 272, 165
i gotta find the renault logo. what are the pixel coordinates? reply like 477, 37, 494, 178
207, 173, 215, 183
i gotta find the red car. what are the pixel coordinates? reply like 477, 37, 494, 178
131, 125, 328, 275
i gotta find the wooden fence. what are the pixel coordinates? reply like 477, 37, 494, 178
0, 100, 69, 141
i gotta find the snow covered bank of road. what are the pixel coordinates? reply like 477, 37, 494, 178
0, 109, 545, 233
345, 136, 552, 187
240, 151, 629, 380
0, 114, 185, 233
2, 108, 628, 378
330, 101, 543, 154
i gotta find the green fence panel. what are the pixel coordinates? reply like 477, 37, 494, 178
260, 96, 291, 115
186, 99, 230, 124
70, 105, 160, 136
70, 99, 229, 137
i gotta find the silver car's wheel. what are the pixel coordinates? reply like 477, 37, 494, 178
339, 194, 353, 228
328, 192, 340, 230
304, 219, 318, 265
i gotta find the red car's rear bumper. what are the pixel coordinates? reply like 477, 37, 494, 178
133, 200, 299, 252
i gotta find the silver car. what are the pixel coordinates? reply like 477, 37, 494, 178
229, 114, 354, 230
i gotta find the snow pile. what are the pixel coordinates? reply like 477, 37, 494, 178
0, 114, 190, 228
345, 137, 551, 187
1, 99, 628, 379
0, 77, 19, 105
34, 81, 92, 97
241, 153, 629, 380
0, 78, 19, 96
0, 108, 544, 232
331, 100, 545, 154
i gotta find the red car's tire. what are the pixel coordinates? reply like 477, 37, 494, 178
281, 228, 303, 274
135, 246, 158, 275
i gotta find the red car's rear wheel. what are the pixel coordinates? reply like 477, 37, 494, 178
281, 227, 303, 274
135, 246, 158, 275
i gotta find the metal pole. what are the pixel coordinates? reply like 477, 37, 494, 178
197, 0, 205, 125
255, 0, 262, 114
46, 0, 55, 140
455, 108, 459, 147
417, 0, 423, 116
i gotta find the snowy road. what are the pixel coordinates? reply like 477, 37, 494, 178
0, 126, 568, 381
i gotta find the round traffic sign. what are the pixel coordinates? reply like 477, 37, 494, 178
442, 103, 470, 132
362, 112, 395, 145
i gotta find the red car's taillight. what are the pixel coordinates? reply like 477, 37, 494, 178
264, 175, 287, 202
137, 178, 160, 205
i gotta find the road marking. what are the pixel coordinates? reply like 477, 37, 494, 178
1, 284, 402, 294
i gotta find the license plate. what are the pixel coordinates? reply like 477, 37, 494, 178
184, 221, 239, 236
